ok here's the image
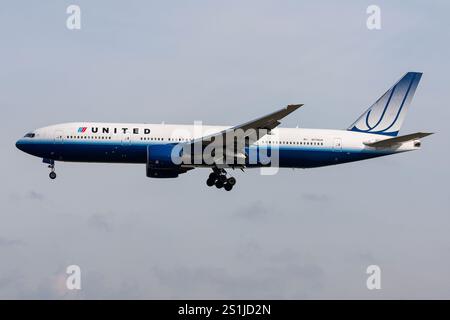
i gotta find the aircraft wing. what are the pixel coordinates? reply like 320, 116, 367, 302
194, 104, 302, 144
187, 104, 303, 164
225, 103, 303, 135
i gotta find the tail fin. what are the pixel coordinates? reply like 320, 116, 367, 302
348, 72, 422, 136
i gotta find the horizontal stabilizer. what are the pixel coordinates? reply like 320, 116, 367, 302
363, 132, 433, 148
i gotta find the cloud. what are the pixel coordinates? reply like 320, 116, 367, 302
87, 213, 114, 232
235, 240, 262, 260
7, 190, 45, 203
0, 276, 18, 290
151, 261, 325, 299
353, 252, 379, 265
16, 271, 84, 300
234, 201, 270, 220
301, 193, 331, 203
27, 190, 45, 201
0, 237, 25, 247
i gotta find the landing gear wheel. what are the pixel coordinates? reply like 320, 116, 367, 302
206, 178, 215, 187
227, 177, 236, 186
215, 180, 224, 189
209, 172, 217, 180
49, 171, 57, 180
224, 183, 233, 191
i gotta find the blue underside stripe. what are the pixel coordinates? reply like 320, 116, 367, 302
17, 140, 393, 168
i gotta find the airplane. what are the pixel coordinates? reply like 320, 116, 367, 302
16, 72, 432, 191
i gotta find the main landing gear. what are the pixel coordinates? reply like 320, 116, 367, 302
206, 168, 236, 191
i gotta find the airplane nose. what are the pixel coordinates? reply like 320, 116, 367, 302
16, 139, 25, 151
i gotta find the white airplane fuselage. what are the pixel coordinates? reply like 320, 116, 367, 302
15, 122, 419, 169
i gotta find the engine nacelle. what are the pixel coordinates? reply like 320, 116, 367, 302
146, 144, 185, 178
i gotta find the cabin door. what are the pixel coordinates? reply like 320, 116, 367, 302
54, 130, 64, 144
120, 132, 132, 160
333, 138, 342, 152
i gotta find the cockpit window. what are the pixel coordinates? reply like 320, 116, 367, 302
24, 133, 35, 138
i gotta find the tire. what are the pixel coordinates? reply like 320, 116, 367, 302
227, 177, 236, 186
209, 172, 217, 180
219, 175, 227, 183
49, 172, 57, 180
206, 178, 215, 187
224, 183, 233, 191
215, 180, 224, 189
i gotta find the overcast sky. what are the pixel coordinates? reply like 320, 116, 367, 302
1, 0, 449, 299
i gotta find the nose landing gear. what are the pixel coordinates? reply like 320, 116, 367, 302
206, 168, 236, 191
43, 158, 57, 180
49, 168, 57, 180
